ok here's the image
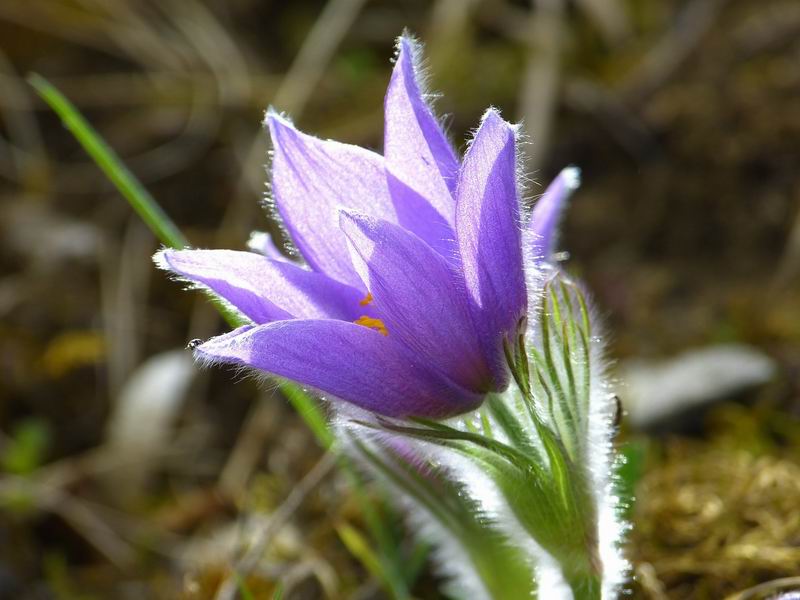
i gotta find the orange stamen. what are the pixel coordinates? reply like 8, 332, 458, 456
354, 315, 388, 336
359, 292, 374, 306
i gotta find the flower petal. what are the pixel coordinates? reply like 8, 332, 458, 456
528, 166, 580, 262
246, 231, 291, 262
267, 112, 397, 287
340, 211, 490, 391
195, 320, 483, 418
386, 172, 457, 260
384, 36, 459, 224
156, 249, 368, 323
455, 109, 526, 388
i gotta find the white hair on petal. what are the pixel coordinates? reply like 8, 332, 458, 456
578, 285, 631, 595
333, 414, 495, 600
260, 109, 304, 262
152, 248, 252, 329
394, 32, 458, 153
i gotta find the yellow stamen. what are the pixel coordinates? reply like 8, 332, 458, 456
354, 315, 388, 336
359, 292, 374, 306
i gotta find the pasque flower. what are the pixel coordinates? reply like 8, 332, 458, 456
156, 36, 575, 418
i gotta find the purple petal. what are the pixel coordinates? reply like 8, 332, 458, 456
246, 231, 291, 262
528, 167, 580, 262
455, 109, 526, 389
267, 113, 397, 287
196, 320, 483, 418
156, 249, 369, 323
340, 211, 490, 391
384, 36, 459, 225
386, 172, 458, 260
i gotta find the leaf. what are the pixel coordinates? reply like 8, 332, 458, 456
350, 436, 538, 600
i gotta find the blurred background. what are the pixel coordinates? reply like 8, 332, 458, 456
1, 0, 799, 598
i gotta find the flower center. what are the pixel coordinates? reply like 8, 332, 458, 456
354, 316, 388, 336
359, 292, 374, 306
354, 292, 388, 335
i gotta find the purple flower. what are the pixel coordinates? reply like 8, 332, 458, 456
155, 36, 574, 418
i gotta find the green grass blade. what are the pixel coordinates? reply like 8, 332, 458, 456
30, 76, 413, 590
336, 521, 411, 600
233, 572, 257, 600
272, 582, 284, 600
28, 73, 189, 250
28, 74, 333, 450
280, 382, 333, 449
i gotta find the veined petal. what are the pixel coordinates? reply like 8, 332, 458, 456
340, 211, 490, 391
386, 172, 458, 260
195, 320, 483, 418
455, 109, 526, 388
528, 166, 580, 262
156, 249, 369, 323
267, 112, 397, 287
384, 36, 459, 224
